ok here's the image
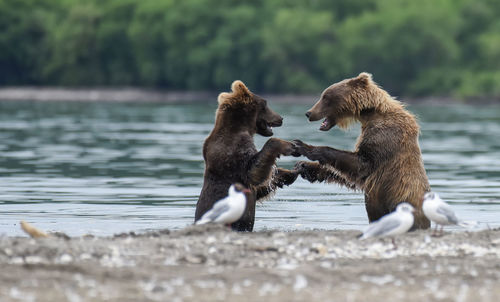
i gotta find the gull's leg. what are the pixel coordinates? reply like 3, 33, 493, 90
432, 224, 438, 237
391, 238, 397, 250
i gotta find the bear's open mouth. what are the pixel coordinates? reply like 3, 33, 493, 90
320, 118, 335, 131
257, 119, 282, 136
265, 123, 273, 135
266, 120, 282, 134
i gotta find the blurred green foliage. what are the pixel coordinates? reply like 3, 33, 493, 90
1, 0, 499, 98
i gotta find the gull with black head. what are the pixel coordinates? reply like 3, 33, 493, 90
195, 183, 250, 226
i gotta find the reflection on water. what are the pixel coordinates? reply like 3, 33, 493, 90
0, 101, 499, 236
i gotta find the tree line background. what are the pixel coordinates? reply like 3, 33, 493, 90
1, 0, 499, 98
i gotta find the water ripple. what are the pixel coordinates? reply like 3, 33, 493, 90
0, 101, 499, 236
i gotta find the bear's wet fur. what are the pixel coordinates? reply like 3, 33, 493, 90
294, 72, 430, 229
195, 80, 299, 231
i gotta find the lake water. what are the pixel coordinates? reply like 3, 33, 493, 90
0, 101, 499, 236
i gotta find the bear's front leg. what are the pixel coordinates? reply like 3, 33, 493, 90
292, 140, 363, 177
275, 167, 299, 187
292, 140, 337, 165
294, 161, 357, 189
248, 138, 300, 185
295, 161, 323, 182
254, 168, 298, 200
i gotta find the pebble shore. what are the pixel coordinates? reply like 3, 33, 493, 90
1, 225, 499, 301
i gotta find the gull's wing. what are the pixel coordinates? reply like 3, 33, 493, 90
436, 203, 459, 224
363, 216, 402, 238
196, 196, 231, 224
206, 200, 231, 222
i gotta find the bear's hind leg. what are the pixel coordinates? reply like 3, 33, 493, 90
230, 195, 256, 231
364, 194, 391, 223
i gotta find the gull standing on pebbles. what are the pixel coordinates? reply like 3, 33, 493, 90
195, 183, 250, 226
422, 192, 473, 235
360, 203, 415, 240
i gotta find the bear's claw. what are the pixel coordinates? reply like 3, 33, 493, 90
291, 139, 311, 157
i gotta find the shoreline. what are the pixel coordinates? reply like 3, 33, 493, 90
0, 87, 498, 104
1, 225, 499, 301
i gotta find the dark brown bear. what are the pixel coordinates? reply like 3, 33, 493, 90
293, 72, 430, 229
195, 80, 299, 231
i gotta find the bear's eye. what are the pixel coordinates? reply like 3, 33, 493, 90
324, 92, 341, 105
260, 101, 267, 112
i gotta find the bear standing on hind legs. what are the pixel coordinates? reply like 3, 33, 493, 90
195, 80, 299, 232
293, 72, 430, 229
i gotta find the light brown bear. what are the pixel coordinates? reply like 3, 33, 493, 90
293, 72, 430, 229
195, 80, 299, 232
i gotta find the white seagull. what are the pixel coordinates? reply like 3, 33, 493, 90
195, 183, 250, 226
360, 202, 415, 240
422, 192, 472, 235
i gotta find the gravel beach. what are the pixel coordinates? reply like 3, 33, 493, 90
1, 225, 499, 301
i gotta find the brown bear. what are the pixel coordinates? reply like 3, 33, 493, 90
293, 72, 430, 229
195, 80, 299, 231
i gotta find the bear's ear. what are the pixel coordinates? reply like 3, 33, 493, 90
217, 92, 231, 105
349, 72, 373, 87
231, 80, 251, 96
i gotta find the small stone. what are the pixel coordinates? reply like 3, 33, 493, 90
60, 254, 73, 264
10, 257, 23, 265
183, 254, 206, 264
205, 236, 217, 244
311, 244, 328, 256
79, 253, 92, 260
293, 275, 308, 292
25, 256, 44, 264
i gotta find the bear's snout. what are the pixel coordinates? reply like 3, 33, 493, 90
305, 111, 311, 119
270, 116, 283, 127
